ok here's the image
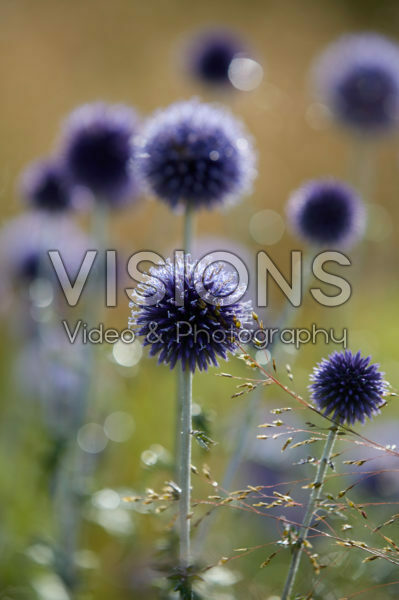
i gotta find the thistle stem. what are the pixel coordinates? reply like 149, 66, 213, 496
183, 200, 195, 254
179, 367, 193, 567
349, 134, 375, 202
281, 425, 338, 600
175, 202, 195, 482
55, 199, 109, 593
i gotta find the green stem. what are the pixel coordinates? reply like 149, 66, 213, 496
175, 367, 184, 481
55, 445, 80, 593
55, 200, 109, 593
183, 200, 195, 255
175, 202, 195, 482
348, 134, 376, 203
179, 367, 193, 567
281, 426, 338, 600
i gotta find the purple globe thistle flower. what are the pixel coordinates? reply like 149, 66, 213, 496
286, 179, 365, 248
60, 102, 140, 206
131, 256, 252, 372
187, 28, 248, 87
136, 99, 256, 211
20, 159, 73, 213
191, 236, 255, 304
313, 34, 399, 134
0, 213, 90, 295
0, 213, 91, 338
310, 350, 387, 425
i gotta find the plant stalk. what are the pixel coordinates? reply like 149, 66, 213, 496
179, 367, 193, 567
175, 201, 195, 482
55, 199, 110, 593
349, 134, 375, 203
281, 425, 338, 600
183, 200, 195, 255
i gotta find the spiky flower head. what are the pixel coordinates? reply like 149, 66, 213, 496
187, 28, 248, 86
20, 159, 73, 213
61, 102, 140, 206
131, 256, 252, 372
313, 33, 399, 134
286, 179, 365, 248
310, 350, 387, 425
136, 99, 256, 211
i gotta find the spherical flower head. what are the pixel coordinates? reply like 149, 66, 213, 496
192, 236, 255, 304
61, 102, 140, 205
310, 350, 387, 425
0, 213, 90, 294
313, 34, 399, 134
136, 99, 256, 211
20, 160, 73, 213
286, 179, 365, 248
131, 256, 253, 372
187, 28, 247, 86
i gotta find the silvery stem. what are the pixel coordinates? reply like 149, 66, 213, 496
56, 199, 109, 591
349, 134, 375, 203
175, 202, 195, 482
281, 425, 338, 600
179, 367, 193, 568
183, 200, 195, 254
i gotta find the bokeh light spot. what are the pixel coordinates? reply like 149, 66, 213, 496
255, 349, 271, 365
141, 449, 157, 466
104, 411, 135, 442
92, 488, 121, 510
228, 57, 264, 91
32, 574, 69, 600
112, 339, 142, 367
29, 278, 53, 308
249, 209, 285, 245
77, 423, 108, 454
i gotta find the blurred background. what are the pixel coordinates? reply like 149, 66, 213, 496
0, 0, 399, 598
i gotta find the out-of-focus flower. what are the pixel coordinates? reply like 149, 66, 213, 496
310, 350, 387, 425
286, 179, 365, 248
313, 33, 399, 134
131, 256, 252, 372
136, 99, 256, 211
186, 28, 249, 87
16, 333, 86, 440
20, 159, 74, 213
60, 102, 140, 206
0, 212, 89, 307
